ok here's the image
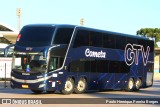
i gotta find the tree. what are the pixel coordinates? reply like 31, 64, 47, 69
137, 28, 160, 47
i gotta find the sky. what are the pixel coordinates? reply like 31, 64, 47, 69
0, 0, 160, 35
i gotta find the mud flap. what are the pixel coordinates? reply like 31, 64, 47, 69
146, 72, 153, 86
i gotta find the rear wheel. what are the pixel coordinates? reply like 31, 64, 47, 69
134, 78, 142, 91
125, 78, 134, 92
61, 78, 75, 94
31, 90, 43, 94
74, 78, 87, 94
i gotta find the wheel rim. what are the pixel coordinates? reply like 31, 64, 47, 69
135, 79, 141, 89
64, 80, 73, 92
77, 80, 85, 91
129, 80, 134, 89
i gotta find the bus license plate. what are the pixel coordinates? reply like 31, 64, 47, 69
22, 84, 29, 88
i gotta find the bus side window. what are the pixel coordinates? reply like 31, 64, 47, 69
53, 28, 74, 44
103, 33, 116, 49
73, 30, 89, 48
90, 31, 103, 47
115, 35, 126, 50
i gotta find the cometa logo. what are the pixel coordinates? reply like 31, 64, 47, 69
85, 48, 106, 58
124, 43, 150, 66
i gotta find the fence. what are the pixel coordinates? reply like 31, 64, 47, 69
0, 58, 12, 88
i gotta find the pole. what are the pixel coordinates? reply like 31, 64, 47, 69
16, 8, 22, 31
4, 63, 6, 88
80, 18, 84, 26
18, 15, 21, 31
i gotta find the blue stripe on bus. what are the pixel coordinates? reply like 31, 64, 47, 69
104, 74, 114, 88
98, 73, 108, 81
112, 74, 126, 88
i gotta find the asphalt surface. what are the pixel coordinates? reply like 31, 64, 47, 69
0, 77, 160, 107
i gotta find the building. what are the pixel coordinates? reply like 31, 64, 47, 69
0, 22, 18, 79
0, 22, 18, 44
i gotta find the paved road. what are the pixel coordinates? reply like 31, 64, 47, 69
0, 78, 160, 107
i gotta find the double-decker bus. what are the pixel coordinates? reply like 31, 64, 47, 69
4, 24, 154, 94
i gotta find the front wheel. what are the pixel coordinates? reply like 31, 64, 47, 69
31, 90, 43, 94
74, 78, 87, 94
61, 78, 75, 94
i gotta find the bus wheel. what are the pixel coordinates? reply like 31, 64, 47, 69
74, 78, 87, 94
125, 78, 134, 92
31, 90, 43, 94
134, 78, 142, 91
61, 78, 75, 94
46, 91, 55, 94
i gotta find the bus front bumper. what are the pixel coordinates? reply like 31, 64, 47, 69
10, 76, 57, 91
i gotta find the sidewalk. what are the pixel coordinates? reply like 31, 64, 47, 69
154, 73, 160, 79
0, 81, 10, 88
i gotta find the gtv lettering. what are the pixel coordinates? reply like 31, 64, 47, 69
85, 48, 106, 58
124, 44, 150, 66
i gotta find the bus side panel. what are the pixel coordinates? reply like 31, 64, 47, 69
98, 73, 114, 90
113, 74, 127, 89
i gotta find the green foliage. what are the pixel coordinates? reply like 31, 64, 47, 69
137, 28, 160, 47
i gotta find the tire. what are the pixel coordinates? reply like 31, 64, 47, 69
74, 78, 87, 94
61, 78, 75, 94
31, 90, 43, 94
125, 78, 134, 92
46, 91, 55, 94
134, 78, 142, 91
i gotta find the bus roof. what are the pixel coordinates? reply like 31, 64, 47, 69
76, 26, 150, 41
24, 24, 151, 41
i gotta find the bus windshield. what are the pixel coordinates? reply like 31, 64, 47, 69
12, 52, 47, 73
16, 26, 55, 47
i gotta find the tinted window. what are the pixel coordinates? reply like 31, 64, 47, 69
73, 30, 90, 48
116, 35, 126, 50
85, 60, 91, 72
109, 61, 120, 73
53, 28, 74, 44
90, 60, 97, 72
69, 59, 129, 73
138, 39, 147, 51
17, 26, 55, 47
103, 33, 116, 49
121, 62, 130, 73
90, 31, 102, 47
69, 60, 85, 72
109, 61, 130, 73
147, 40, 154, 53
97, 60, 108, 73
127, 37, 137, 44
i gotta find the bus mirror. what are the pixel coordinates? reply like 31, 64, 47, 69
4, 44, 15, 57
43, 49, 48, 59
